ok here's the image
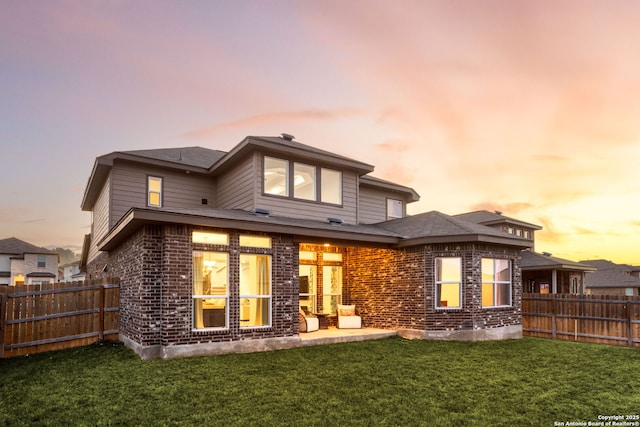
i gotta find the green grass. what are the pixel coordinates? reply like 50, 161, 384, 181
1, 337, 638, 426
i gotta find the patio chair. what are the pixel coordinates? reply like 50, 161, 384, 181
299, 309, 319, 332
337, 304, 361, 329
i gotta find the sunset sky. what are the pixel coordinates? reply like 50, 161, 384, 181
1, 1, 639, 264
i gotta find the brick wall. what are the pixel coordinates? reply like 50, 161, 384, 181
346, 243, 522, 332
87, 225, 298, 350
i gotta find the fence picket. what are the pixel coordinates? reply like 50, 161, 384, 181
522, 293, 640, 347
0, 280, 120, 358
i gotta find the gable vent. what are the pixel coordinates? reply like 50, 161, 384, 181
327, 217, 344, 226
281, 133, 295, 141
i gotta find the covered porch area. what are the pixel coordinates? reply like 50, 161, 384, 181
298, 327, 398, 347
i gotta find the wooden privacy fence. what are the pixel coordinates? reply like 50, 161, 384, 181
522, 293, 640, 348
0, 279, 119, 358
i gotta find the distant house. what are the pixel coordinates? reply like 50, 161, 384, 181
581, 260, 640, 296
454, 211, 596, 294
0, 237, 59, 286
81, 134, 535, 359
59, 260, 84, 282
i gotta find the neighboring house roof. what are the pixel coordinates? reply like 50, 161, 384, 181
580, 260, 640, 288
97, 207, 531, 252
26, 272, 57, 278
374, 211, 532, 248
521, 251, 596, 272
453, 210, 542, 230
0, 237, 56, 256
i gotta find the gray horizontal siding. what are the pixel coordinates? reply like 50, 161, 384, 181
110, 160, 216, 227
88, 177, 110, 263
216, 154, 255, 210
358, 187, 389, 224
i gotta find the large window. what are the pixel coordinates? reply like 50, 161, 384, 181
294, 163, 316, 200
239, 254, 271, 327
299, 263, 317, 313
193, 251, 229, 329
264, 157, 289, 196
147, 176, 163, 207
263, 156, 342, 205
322, 265, 342, 314
482, 258, 511, 307
321, 168, 342, 204
435, 257, 461, 308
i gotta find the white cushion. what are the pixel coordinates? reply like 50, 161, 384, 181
338, 315, 361, 329
305, 317, 319, 332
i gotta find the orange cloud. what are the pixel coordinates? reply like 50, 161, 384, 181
181, 108, 362, 140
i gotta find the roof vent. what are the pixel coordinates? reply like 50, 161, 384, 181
542, 251, 552, 257
327, 217, 344, 226
281, 133, 295, 141
252, 208, 271, 217
495, 210, 503, 215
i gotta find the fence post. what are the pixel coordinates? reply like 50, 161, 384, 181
99, 284, 105, 342
551, 296, 557, 340
627, 302, 633, 347
0, 293, 6, 358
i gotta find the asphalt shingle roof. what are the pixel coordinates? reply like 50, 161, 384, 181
0, 237, 55, 255
580, 259, 640, 288
521, 250, 596, 271
123, 146, 226, 169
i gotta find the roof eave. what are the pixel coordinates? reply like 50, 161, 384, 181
98, 208, 400, 251
394, 233, 533, 249
210, 136, 375, 175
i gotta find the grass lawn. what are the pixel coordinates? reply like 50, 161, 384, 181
1, 337, 639, 426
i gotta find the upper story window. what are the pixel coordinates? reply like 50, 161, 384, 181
321, 168, 342, 204
294, 163, 316, 200
387, 198, 404, 220
264, 157, 289, 196
263, 156, 342, 205
147, 176, 163, 207
37, 255, 46, 268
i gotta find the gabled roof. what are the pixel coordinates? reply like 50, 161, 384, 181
81, 146, 224, 211
123, 147, 226, 169
521, 251, 596, 272
453, 210, 542, 230
580, 260, 640, 288
0, 237, 55, 256
209, 135, 375, 175
374, 211, 532, 248
359, 175, 420, 202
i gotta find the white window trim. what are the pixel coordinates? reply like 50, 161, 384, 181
482, 258, 512, 308
435, 257, 462, 309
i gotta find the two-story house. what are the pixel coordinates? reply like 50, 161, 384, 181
81, 134, 534, 359
0, 237, 59, 286
454, 211, 596, 294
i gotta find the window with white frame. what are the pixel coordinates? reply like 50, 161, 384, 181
37, 255, 46, 268
147, 176, 163, 207
481, 258, 511, 307
387, 199, 403, 220
193, 251, 229, 329
239, 254, 271, 327
435, 257, 461, 308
